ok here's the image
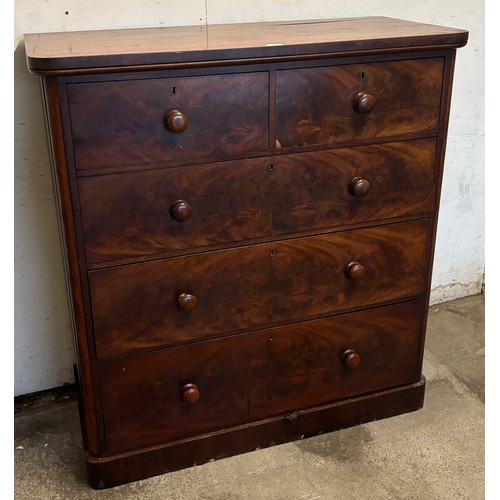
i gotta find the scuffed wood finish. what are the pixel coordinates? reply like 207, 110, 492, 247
24, 17, 467, 74
68, 72, 269, 169
99, 300, 422, 453
79, 139, 435, 265
89, 219, 428, 358
78, 158, 272, 264
276, 58, 443, 147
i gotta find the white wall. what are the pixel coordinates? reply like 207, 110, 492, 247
14, 1, 484, 396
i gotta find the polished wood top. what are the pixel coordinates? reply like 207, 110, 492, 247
24, 17, 468, 74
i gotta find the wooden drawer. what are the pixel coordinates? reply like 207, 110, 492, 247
78, 157, 272, 264
89, 219, 428, 358
276, 58, 443, 148
67, 72, 269, 170
99, 300, 422, 453
99, 333, 250, 454
79, 138, 435, 264
271, 137, 436, 234
247, 300, 423, 419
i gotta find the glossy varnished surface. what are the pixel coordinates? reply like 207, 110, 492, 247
271, 138, 436, 233
78, 157, 272, 263
68, 72, 269, 169
79, 139, 435, 265
89, 219, 428, 358
276, 58, 443, 147
27, 16, 467, 488
24, 17, 467, 74
99, 300, 422, 453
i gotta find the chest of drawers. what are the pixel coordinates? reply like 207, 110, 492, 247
25, 17, 468, 488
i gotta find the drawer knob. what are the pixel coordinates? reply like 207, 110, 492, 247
345, 261, 366, 281
349, 177, 371, 197
165, 109, 189, 133
170, 200, 193, 222
343, 349, 361, 369
177, 293, 198, 311
182, 383, 200, 404
353, 92, 376, 114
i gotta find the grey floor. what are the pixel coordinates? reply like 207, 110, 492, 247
14, 295, 485, 499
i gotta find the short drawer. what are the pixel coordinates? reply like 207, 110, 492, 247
67, 72, 269, 170
89, 219, 428, 358
99, 336, 250, 453
99, 300, 422, 453
247, 300, 423, 419
276, 58, 443, 148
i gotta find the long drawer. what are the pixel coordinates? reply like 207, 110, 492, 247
79, 138, 436, 264
89, 219, 428, 358
99, 300, 423, 453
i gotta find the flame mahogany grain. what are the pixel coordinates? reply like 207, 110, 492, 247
25, 17, 467, 489
276, 58, 443, 147
99, 300, 422, 453
89, 219, 428, 358
79, 138, 435, 265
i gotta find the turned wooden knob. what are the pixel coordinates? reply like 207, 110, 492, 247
182, 383, 200, 404
353, 92, 376, 113
345, 261, 366, 281
165, 110, 189, 133
170, 200, 192, 222
349, 177, 371, 197
343, 349, 361, 369
177, 293, 198, 311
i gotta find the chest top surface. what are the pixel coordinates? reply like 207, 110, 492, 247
24, 16, 468, 74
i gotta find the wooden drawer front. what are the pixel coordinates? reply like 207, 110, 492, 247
272, 138, 436, 234
90, 219, 428, 358
248, 300, 422, 419
80, 139, 434, 265
99, 300, 422, 453
276, 58, 443, 148
79, 158, 272, 264
99, 337, 250, 453
67, 72, 269, 170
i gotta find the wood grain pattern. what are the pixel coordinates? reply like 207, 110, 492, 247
27, 17, 467, 488
89, 219, 428, 358
247, 300, 422, 419
99, 335, 250, 453
79, 139, 435, 264
99, 300, 422, 453
68, 72, 269, 169
271, 138, 436, 234
88, 377, 426, 487
276, 58, 443, 147
24, 17, 467, 74
78, 157, 272, 263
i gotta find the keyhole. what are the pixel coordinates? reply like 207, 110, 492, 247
171, 86, 177, 95
270, 248, 275, 256
269, 163, 274, 172
360, 72, 366, 80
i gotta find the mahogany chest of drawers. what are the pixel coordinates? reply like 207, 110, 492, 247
25, 17, 468, 488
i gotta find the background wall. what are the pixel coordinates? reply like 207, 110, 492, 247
14, 1, 485, 396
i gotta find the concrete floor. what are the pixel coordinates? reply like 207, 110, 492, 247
14, 295, 485, 499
